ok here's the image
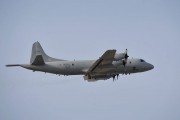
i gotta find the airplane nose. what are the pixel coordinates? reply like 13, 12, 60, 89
148, 64, 154, 70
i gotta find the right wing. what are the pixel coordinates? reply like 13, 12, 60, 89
86, 49, 116, 75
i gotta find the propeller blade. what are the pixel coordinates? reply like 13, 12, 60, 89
122, 49, 129, 68
125, 49, 129, 59
123, 59, 126, 67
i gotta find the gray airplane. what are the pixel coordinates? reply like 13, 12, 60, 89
6, 42, 154, 81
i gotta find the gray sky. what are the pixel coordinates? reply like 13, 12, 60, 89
0, 0, 180, 120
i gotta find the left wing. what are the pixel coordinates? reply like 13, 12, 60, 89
86, 49, 116, 75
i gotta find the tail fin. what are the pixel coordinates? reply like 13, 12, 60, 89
30, 42, 64, 65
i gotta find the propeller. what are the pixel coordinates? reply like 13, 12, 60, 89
123, 49, 129, 67
125, 49, 129, 59
123, 60, 126, 67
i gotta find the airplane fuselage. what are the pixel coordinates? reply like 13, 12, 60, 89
20, 58, 153, 76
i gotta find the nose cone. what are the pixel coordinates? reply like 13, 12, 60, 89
148, 63, 154, 70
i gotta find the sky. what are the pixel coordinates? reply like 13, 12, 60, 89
0, 0, 180, 120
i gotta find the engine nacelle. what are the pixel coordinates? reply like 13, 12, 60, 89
114, 53, 126, 61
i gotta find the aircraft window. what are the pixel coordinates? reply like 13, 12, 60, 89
140, 59, 145, 62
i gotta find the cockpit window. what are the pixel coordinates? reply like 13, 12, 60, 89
140, 59, 145, 62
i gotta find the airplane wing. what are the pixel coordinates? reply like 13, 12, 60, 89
86, 49, 116, 75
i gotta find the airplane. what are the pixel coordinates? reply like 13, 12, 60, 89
6, 42, 154, 82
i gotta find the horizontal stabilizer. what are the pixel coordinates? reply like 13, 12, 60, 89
31, 55, 45, 65
6, 64, 21, 67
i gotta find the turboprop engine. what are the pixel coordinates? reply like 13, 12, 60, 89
114, 49, 129, 61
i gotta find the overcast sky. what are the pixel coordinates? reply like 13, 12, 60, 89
0, 0, 180, 120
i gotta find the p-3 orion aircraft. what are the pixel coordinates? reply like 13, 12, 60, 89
6, 42, 154, 82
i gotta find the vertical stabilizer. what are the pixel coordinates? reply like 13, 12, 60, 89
30, 42, 64, 65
